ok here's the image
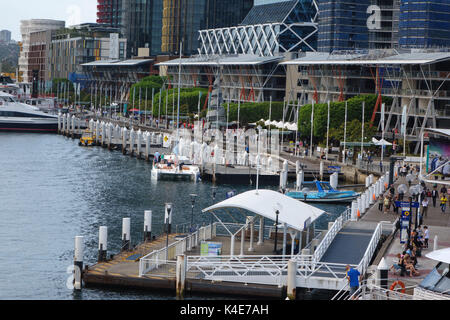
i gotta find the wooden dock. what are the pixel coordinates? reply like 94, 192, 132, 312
83, 233, 288, 298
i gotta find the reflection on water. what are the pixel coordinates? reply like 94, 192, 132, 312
0, 133, 347, 300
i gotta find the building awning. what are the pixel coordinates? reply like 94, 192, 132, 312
425, 128, 450, 138
426, 248, 450, 264
156, 55, 283, 67
202, 189, 325, 232
81, 59, 153, 67
281, 51, 450, 66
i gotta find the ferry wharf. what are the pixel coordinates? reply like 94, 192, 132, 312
72, 170, 404, 299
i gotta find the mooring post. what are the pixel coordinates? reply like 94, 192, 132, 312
122, 127, 128, 155
129, 128, 135, 157
361, 194, 366, 214
137, 130, 142, 159
434, 235, 438, 251
58, 113, 61, 133
351, 200, 358, 221
98, 226, 108, 263
287, 259, 297, 300
320, 161, 324, 181
144, 210, 152, 242
176, 255, 186, 299
145, 132, 150, 161
74, 236, 84, 290
377, 257, 389, 290
122, 218, 131, 252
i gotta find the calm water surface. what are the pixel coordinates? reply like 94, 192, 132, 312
0, 133, 346, 300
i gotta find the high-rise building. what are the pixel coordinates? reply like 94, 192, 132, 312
97, 0, 252, 57
19, 19, 65, 83
162, 0, 254, 55
368, 0, 400, 49
48, 23, 127, 82
318, 0, 371, 52
399, 0, 450, 48
0, 30, 12, 43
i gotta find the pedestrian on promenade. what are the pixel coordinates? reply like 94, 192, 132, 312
423, 226, 429, 249
440, 194, 447, 213
441, 185, 448, 196
378, 195, 384, 211
432, 186, 438, 207
393, 195, 399, 215
345, 265, 362, 299
422, 197, 429, 218
384, 195, 391, 213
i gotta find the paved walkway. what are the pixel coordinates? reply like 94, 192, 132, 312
361, 174, 450, 285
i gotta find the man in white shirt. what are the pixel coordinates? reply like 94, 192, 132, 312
422, 198, 429, 218
423, 226, 429, 249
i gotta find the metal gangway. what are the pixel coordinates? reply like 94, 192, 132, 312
138, 208, 395, 292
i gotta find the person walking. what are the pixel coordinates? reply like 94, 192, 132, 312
384, 195, 391, 214
423, 226, 429, 249
378, 195, 384, 212
440, 194, 447, 213
345, 265, 362, 300
432, 186, 438, 207
422, 197, 429, 219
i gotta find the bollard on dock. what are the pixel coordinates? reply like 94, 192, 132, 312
122, 218, 131, 252
74, 236, 84, 290
287, 259, 297, 300
144, 210, 152, 242
98, 226, 108, 263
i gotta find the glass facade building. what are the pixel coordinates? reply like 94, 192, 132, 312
199, 0, 319, 56
318, 0, 371, 52
399, 0, 450, 48
161, 0, 253, 55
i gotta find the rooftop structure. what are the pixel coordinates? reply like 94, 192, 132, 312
198, 0, 319, 57
282, 49, 450, 152
19, 19, 65, 83
81, 58, 155, 104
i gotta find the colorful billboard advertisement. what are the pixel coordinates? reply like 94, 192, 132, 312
427, 138, 450, 177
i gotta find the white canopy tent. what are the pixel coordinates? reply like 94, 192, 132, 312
202, 189, 326, 256
372, 137, 392, 146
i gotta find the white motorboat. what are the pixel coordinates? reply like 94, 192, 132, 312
151, 154, 200, 182
0, 91, 58, 133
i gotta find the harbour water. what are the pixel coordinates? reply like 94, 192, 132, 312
0, 133, 347, 300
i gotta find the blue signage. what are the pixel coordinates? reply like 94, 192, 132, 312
400, 209, 412, 244
328, 166, 341, 173
395, 201, 419, 209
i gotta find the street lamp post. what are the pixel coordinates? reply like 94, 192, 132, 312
273, 210, 280, 254
165, 203, 173, 261
211, 187, 217, 227
190, 194, 198, 232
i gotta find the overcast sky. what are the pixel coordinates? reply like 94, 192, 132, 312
0, 0, 97, 41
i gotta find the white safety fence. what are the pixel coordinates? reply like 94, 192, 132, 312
357, 221, 395, 277
139, 224, 215, 277
313, 207, 351, 262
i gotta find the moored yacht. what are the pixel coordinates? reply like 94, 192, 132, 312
151, 154, 201, 182
0, 91, 58, 133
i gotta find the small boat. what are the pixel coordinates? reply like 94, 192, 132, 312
151, 154, 200, 182
78, 129, 97, 147
286, 181, 359, 203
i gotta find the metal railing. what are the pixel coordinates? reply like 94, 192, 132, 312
357, 221, 394, 277
332, 279, 415, 301
313, 207, 351, 262
139, 224, 215, 277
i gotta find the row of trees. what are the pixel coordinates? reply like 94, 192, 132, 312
52, 75, 391, 146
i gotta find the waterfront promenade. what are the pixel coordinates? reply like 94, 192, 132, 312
361, 174, 450, 286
